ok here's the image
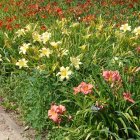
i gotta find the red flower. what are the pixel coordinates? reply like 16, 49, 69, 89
0, 20, 3, 28
82, 14, 96, 23
41, 15, 47, 19
65, 0, 73, 4
5, 24, 13, 30
14, 24, 20, 29
56, 8, 63, 15
123, 92, 135, 103
0, 3, 2, 8
41, 25, 47, 31
128, 3, 134, 8
4, 7, 8, 12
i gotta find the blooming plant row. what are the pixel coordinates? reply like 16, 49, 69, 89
0, 0, 140, 140
0, 0, 140, 31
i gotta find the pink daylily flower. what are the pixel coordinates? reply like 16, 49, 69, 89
48, 104, 66, 124
73, 82, 93, 95
123, 92, 135, 103
102, 70, 121, 83
80, 82, 93, 94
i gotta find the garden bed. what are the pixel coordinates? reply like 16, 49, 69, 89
0, 0, 140, 139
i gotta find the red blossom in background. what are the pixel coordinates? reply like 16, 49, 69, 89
40, 25, 47, 31
0, 20, 3, 28
3, 7, 8, 12
0, 0, 139, 31
5, 24, 13, 30
82, 14, 96, 23
65, 0, 73, 4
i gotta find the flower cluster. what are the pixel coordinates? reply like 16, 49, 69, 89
120, 23, 140, 36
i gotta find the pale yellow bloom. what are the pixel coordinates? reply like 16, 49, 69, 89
79, 45, 87, 50
57, 66, 72, 81
70, 22, 79, 28
56, 18, 68, 28
19, 43, 30, 54
133, 26, 140, 36
83, 34, 92, 39
52, 62, 59, 72
36, 64, 46, 72
62, 28, 71, 35
16, 58, 28, 69
50, 41, 62, 49
25, 24, 32, 32
15, 29, 26, 37
58, 48, 68, 57
120, 23, 131, 32
70, 56, 82, 70
0, 54, 2, 61
96, 24, 103, 31
41, 31, 51, 44
32, 31, 42, 43
39, 47, 52, 58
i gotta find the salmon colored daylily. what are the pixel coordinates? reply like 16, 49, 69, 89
48, 105, 60, 123
102, 70, 121, 83
73, 82, 93, 95
48, 104, 66, 124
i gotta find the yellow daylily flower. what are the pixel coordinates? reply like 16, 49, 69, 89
70, 56, 82, 70
19, 43, 31, 54
0, 54, 2, 62
56, 66, 72, 81
133, 26, 140, 36
39, 47, 52, 58
16, 58, 28, 69
41, 31, 51, 44
50, 41, 62, 49
15, 29, 26, 37
32, 31, 42, 43
120, 23, 131, 32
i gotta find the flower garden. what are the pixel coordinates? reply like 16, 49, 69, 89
0, 0, 140, 139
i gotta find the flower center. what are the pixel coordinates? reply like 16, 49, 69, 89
61, 70, 67, 76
